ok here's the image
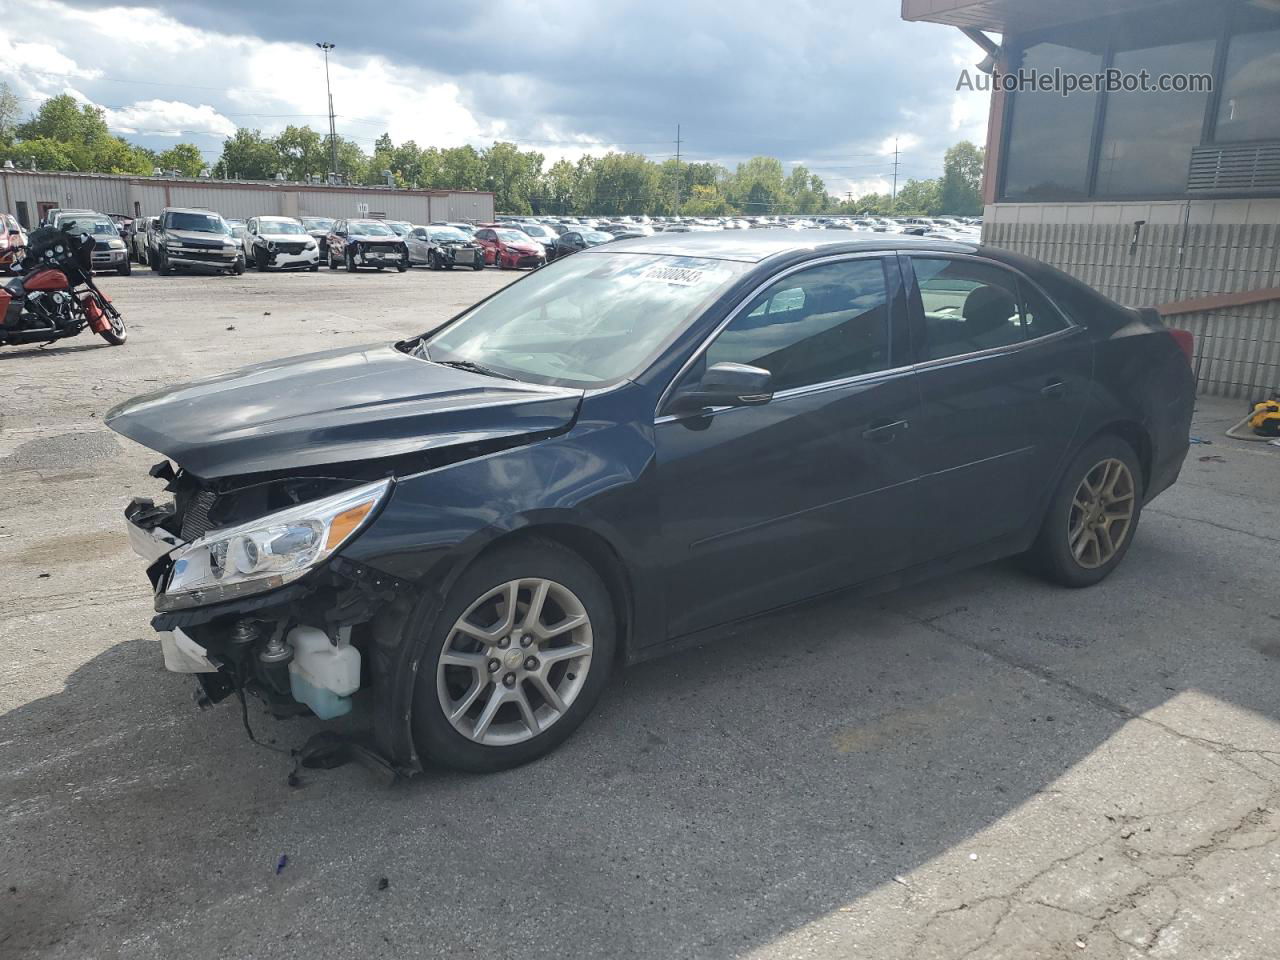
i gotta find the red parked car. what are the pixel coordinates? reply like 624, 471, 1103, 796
473, 226, 546, 269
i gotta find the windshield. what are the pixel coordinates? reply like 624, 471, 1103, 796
430, 227, 470, 243
65, 218, 118, 236
258, 220, 305, 235
301, 217, 334, 230
496, 229, 532, 243
349, 221, 394, 236
423, 253, 747, 386
385, 222, 411, 236
165, 212, 229, 234
522, 225, 551, 237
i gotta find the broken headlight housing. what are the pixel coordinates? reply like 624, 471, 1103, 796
158, 478, 391, 611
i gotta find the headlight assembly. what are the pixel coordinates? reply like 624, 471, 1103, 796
158, 478, 391, 611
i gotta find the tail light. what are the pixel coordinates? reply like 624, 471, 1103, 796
1168, 328, 1195, 366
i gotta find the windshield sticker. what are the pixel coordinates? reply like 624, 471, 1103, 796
641, 265, 714, 286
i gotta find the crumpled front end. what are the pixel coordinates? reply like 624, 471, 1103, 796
123, 463, 418, 772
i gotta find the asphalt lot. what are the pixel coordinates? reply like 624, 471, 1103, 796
1, 263, 1278, 960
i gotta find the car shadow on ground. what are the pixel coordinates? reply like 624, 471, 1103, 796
1, 507, 1277, 958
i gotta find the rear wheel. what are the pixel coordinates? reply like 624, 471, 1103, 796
1031, 435, 1143, 587
411, 540, 615, 773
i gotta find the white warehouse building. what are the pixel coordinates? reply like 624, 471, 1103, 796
0, 168, 495, 229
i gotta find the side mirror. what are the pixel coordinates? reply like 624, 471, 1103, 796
670, 362, 774, 414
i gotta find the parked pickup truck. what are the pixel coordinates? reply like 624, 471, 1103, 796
152, 208, 245, 276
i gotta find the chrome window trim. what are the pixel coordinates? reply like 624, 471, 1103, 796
654, 251, 895, 421
654, 362, 916, 425
910, 324, 1084, 372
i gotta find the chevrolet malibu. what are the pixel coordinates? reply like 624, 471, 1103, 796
107, 232, 1195, 774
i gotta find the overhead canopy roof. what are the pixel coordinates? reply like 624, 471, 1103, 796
900, 0, 1183, 34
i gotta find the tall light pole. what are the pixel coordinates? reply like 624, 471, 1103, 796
316, 42, 338, 181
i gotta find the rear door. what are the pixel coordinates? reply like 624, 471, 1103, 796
900, 253, 1090, 562
655, 254, 922, 638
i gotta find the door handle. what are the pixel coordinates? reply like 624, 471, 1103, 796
862, 419, 909, 442
1041, 379, 1066, 400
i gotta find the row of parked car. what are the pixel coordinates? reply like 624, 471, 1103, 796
4, 206, 985, 279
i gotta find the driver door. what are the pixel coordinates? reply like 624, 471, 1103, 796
655, 255, 922, 639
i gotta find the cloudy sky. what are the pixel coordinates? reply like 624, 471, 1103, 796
1, 0, 989, 196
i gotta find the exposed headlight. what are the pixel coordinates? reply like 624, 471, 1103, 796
304, 239, 316, 250
108, 238, 126, 250
158, 479, 391, 611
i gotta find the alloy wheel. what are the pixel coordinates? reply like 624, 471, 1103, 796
436, 578, 593, 746
1068, 458, 1135, 569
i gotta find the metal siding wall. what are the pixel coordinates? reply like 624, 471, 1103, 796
1, 173, 130, 217
2, 172, 493, 228
985, 206, 1280, 398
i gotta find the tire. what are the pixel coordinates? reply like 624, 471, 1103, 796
117, 259, 131, 276
396, 259, 408, 273
430, 252, 442, 271
232, 255, 245, 276
411, 539, 616, 773
472, 260, 483, 272
254, 248, 268, 271
155, 252, 170, 276
1030, 434, 1144, 588
309, 262, 319, 272
345, 250, 357, 273
98, 302, 127, 346
327, 248, 337, 269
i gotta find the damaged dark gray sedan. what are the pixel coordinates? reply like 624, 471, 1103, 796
108, 232, 1195, 774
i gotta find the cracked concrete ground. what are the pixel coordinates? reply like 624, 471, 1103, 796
1, 266, 1277, 960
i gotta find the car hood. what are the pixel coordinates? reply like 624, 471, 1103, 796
258, 232, 312, 242
348, 233, 402, 243
105, 343, 584, 479
167, 229, 234, 246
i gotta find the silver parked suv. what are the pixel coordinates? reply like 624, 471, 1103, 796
151, 208, 245, 276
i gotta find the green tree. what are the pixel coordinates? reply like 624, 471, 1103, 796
484, 141, 543, 214
539, 158, 577, 214
274, 125, 327, 180
894, 177, 942, 215
939, 140, 985, 215
726, 156, 786, 213
157, 143, 205, 177
441, 145, 484, 191
0, 82, 19, 147
16, 94, 110, 147
0, 136, 76, 171
213, 128, 280, 180
681, 183, 731, 217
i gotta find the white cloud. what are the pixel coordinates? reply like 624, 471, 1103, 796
103, 100, 236, 137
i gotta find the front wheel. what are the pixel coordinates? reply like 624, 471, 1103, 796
309, 262, 319, 272
345, 250, 358, 273
1030, 435, 1144, 588
232, 255, 245, 276
396, 259, 408, 273
98, 302, 127, 346
117, 259, 131, 276
411, 540, 615, 773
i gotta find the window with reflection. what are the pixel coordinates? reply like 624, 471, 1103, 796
1096, 38, 1216, 196
1001, 42, 1102, 200
1215, 27, 1280, 142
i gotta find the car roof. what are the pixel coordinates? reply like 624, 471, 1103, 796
593, 229, 978, 263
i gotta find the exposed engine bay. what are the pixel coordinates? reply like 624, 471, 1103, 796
125, 461, 416, 776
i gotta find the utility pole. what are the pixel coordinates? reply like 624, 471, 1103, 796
316, 42, 339, 181
674, 124, 682, 210
891, 137, 900, 212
